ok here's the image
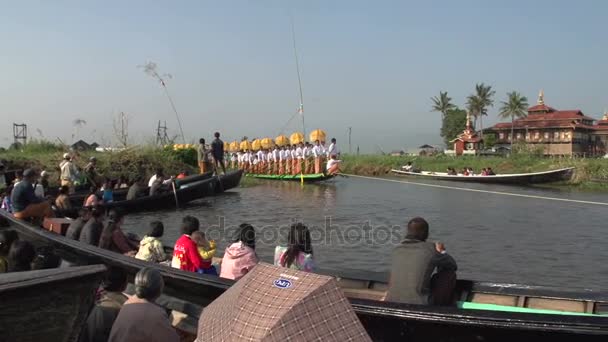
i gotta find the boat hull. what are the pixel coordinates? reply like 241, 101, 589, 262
0, 265, 106, 342
246, 172, 335, 183
391, 167, 575, 184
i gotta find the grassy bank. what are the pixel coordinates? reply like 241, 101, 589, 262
341, 154, 608, 190
0, 141, 195, 187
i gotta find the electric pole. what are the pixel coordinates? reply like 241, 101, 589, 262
348, 127, 352, 154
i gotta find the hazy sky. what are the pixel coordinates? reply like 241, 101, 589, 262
1, 0, 607, 152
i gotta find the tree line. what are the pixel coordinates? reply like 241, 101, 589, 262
431, 84, 529, 147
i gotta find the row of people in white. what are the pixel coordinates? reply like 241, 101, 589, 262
234, 140, 339, 164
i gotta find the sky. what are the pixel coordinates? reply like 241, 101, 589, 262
1, 0, 607, 152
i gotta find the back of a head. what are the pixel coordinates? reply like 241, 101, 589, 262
406, 217, 429, 241
103, 266, 128, 292
199, 138, 205, 144
8, 240, 35, 272
31, 246, 61, 270
148, 221, 164, 238
234, 223, 255, 250
78, 208, 89, 220
90, 208, 103, 220
134, 267, 164, 300
214, 132, 220, 138
0, 230, 19, 255
288, 223, 313, 254
108, 209, 125, 224
181, 215, 200, 235
59, 185, 70, 195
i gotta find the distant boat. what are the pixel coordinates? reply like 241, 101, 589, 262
390, 167, 575, 184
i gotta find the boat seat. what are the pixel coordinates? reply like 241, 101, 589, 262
342, 288, 387, 301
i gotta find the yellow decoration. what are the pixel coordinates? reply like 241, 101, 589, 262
289, 132, 304, 145
251, 139, 262, 151
229, 141, 239, 152
239, 140, 252, 151
275, 135, 289, 147
261, 137, 274, 149
224, 142, 229, 152
309, 129, 326, 143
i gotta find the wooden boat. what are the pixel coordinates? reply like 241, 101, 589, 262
0, 264, 107, 342
246, 172, 336, 183
72, 170, 242, 214
2, 212, 606, 341
391, 167, 575, 184
60, 171, 214, 204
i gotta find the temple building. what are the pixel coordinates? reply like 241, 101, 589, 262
451, 111, 483, 156
487, 91, 607, 156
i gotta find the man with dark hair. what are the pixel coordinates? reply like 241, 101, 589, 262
210, 132, 226, 174
126, 177, 145, 201
171, 216, 203, 272
108, 268, 178, 342
79, 209, 104, 246
80, 267, 128, 342
386, 217, 457, 305
11, 168, 53, 221
65, 208, 90, 240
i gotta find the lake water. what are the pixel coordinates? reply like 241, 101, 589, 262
123, 176, 608, 290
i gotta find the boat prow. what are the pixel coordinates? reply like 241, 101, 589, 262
391, 167, 575, 184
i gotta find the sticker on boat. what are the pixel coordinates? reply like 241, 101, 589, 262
273, 278, 293, 289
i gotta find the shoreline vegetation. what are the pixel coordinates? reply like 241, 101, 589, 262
2, 141, 608, 191
340, 154, 608, 191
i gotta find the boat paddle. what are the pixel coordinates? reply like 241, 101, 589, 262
171, 178, 180, 208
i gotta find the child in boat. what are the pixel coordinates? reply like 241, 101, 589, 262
274, 223, 314, 272
191, 231, 217, 275
135, 221, 167, 264
102, 179, 114, 203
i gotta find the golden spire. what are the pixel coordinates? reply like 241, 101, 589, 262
465, 110, 471, 130
538, 89, 544, 105
603, 109, 608, 121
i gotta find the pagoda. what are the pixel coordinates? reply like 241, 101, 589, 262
451, 111, 483, 156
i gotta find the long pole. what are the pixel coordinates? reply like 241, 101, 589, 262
161, 83, 186, 144
290, 14, 306, 138
348, 127, 352, 154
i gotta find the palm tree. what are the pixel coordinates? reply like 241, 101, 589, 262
499, 91, 529, 149
430, 91, 456, 118
466, 83, 495, 139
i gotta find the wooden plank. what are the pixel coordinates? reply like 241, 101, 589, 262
526, 298, 585, 313
470, 293, 518, 306
342, 288, 386, 301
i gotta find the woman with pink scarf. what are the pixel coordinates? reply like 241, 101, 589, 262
219, 223, 258, 280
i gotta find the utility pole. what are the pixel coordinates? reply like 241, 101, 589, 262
348, 127, 352, 154
13, 123, 27, 146
155, 121, 170, 146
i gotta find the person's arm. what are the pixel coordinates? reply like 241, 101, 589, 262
199, 241, 217, 260
432, 242, 457, 272
187, 240, 204, 270
112, 229, 135, 253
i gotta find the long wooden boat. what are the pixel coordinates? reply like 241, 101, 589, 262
0, 264, 107, 342
391, 167, 575, 184
246, 172, 336, 183
62, 171, 214, 204
2, 212, 606, 341
72, 170, 242, 214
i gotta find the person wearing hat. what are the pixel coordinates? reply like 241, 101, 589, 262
10, 168, 54, 221
34, 171, 49, 198
84, 156, 99, 187
60, 153, 78, 193
108, 268, 179, 342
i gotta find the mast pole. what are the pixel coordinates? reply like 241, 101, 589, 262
290, 14, 306, 139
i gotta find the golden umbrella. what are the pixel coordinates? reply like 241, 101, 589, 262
230, 141, 239, 152
251, 139, 262, 151
260, 137, 274, 149
275, 135, 289, 147
289, 132, 304, 145
239, 140, 252, 151
309, 129, 326, 143
224, 141, 230, 152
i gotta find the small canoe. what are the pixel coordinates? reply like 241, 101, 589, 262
2, 212, 606, 340
246, 172, 336, 183
72, 170, 242, 214
0, 264, 106, 342
391, 167, 575, 184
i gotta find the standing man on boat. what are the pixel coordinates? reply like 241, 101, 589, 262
60, 153, 79, 193
387, 217, 457, 306
197, 138, 211, 174
211, 132, 226, 175
326, 138, 340, 158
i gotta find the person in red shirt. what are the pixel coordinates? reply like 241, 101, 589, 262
171, 216, 204, 272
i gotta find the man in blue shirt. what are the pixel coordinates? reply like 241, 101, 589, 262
11, 169, 53, 220
211, 132, 226, 174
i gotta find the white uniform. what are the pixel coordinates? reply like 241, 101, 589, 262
256, 150, 265, 162
326, 143, 339, 158
312, 145, 322, 158
327, 158, 341, 170
295, 147, 303, 160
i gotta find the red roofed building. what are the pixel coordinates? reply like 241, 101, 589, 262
487, 91, 604, 156
451, 111, 483, 156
